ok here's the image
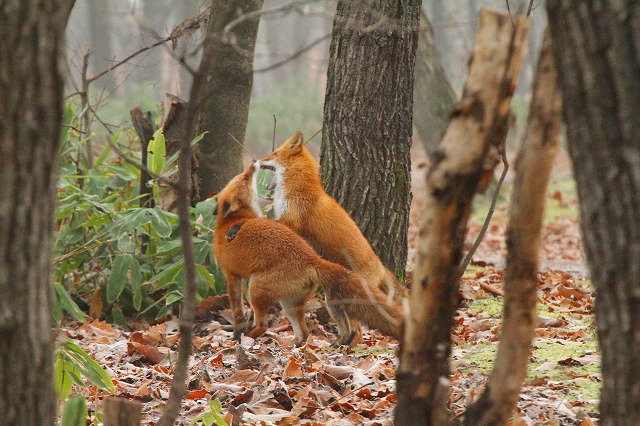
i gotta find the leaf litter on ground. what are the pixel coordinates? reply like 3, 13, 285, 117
59, 148, 598, 425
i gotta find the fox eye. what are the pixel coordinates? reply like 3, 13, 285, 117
221, 201, 231, 216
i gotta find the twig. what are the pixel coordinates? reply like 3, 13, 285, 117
272, 115, 277, 152
304, 128, 323, 146
105, 137, 176, 189
228, 133, 257, 161
253, 33, 331, 73
156, 2, 243, 425
459, 142, 509, 277
86, 11, 209, 85
526, 0, 536, 17
303, 381, 375, 413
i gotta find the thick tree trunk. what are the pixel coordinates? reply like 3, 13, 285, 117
0, 1, 74, 424
413, 10, 457, 159
195, 0, 264, 199
464, 29, 562, 426
395, 9, 529, 425
320, 0, 421, 281
547, 2, 640, 424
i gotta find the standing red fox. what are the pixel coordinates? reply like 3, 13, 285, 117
256, 132, 408, 303
213, 163, 403, 346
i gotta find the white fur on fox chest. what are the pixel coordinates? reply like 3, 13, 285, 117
272, 164, 288, 218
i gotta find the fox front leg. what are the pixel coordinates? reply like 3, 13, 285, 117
224, 271, 250, 340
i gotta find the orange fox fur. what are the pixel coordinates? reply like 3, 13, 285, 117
213, 163, 403, 346
257, 131, 408, 303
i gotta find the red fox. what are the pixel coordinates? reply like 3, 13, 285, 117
213, 163, 403, 346
256, 132, 408, 303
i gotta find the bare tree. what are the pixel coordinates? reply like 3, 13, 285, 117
547, 1, 640, 424
320, 0, 421, 281
395, 9, 529, 424
463, 29, 562, 425
0, 0, 75, 424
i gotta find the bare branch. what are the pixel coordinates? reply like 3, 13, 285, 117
156, 1, 243, 425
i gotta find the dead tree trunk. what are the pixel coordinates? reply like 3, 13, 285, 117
158, 95, 200, 213
130, 107, 156, 209
0, 1, 75, 424
395, 9, 529, 425
463, 29, 562, 426
104, 397, 142, 426
547, 2, 640, 424
320, 0, 421, 281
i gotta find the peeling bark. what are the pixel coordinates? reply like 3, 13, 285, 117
463, 29, 562, 426
395, 9, 529, 425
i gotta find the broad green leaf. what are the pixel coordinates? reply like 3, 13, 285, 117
147, 260, 184, 289
128, 256, 143, 310
61, 395, 88, 426
107, 254, 128, 303
149, 208, 172, 238
165, 291, 183, 306
197, 264, 216, 291
52, 284, 63, 325
62, 340, 115, 393
54, 355, 73, 400
54, 282, 88, 322
116, 233, 136, 253
147, 128, 166, 175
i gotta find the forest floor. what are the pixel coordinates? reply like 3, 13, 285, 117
59, 145, 598, 425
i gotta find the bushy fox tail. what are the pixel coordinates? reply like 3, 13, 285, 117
318, 262, 404, 341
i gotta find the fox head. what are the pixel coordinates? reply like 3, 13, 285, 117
216, 163, 263, 222
256, 131, 321, 218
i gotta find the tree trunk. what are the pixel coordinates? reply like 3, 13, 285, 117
195, 0, 264, 199
320, 0, 421, 281
159, 95, 200, 213
547, 2, 640, 424
87, 0, 115, 92
0, 1, 75, 424
413, 9, 457, 159
395, 9, 529, 425
464, 29, 562, 425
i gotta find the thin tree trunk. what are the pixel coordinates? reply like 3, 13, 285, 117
547, 2, 640, 424
195, 0, 264, 199
130, 107, 156, 209
0, 1, 75, 424
413, 9, 457, 159
464, 29, 561, 425
320, 0, 422, 281
395, 9, 529, 425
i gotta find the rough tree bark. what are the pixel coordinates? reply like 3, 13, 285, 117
547, 2, 640, 424
395, 9, 529, 425
195, 0, 264, 199
0, 0, 75, 424
320, 0, 421, 281
413, 10, 457, 159
464, 29, 562, 425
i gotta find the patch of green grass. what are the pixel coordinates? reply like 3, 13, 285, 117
467, 297, 503, 318
352, 345, 396, 357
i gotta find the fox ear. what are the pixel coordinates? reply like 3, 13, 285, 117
287, 131, 304, 153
